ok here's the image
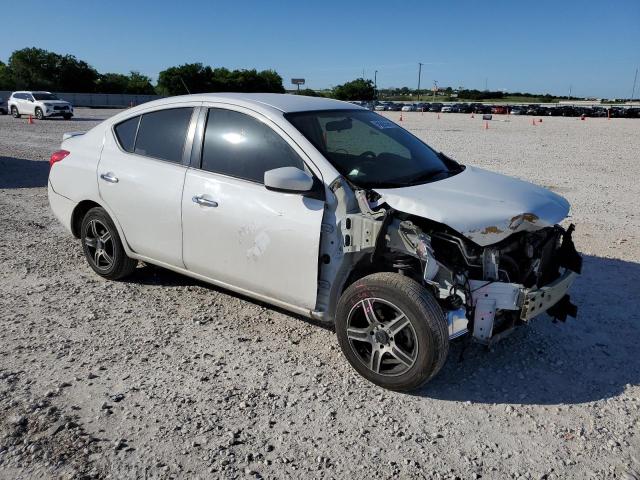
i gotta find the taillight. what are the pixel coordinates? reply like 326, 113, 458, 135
49, 150, 70, 167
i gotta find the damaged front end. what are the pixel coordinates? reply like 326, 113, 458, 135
316, 180, 582, 345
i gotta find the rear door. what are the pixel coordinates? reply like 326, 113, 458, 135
97, 104, 198, 267
24, 93, 36, 115
181, 106, 324, 309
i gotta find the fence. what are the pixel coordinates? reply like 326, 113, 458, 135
0, 91, 163, 108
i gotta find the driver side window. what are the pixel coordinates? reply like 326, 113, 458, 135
201, 108, 305, 184
320, 116, 410, 159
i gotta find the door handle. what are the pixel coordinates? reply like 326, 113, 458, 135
100, 172, 119, 183
192, 195, 218, 208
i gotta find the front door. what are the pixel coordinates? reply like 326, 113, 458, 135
182, 106, 324, 309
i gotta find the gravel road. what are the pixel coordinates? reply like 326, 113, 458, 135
1, 108, 639, 479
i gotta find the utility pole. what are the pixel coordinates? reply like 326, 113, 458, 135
632, 67, 638, 101
569, 85, 572, 100
374, 70, 378, 100
417, 63, 423, 101
433, 80, 438, 100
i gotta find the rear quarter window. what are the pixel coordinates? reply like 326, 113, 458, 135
114, 116, 140, 153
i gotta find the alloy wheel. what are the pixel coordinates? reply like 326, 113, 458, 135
83, 219, 114, 271
346, 298, 418, 376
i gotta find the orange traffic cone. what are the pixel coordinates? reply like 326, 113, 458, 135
532, 118, 536, 126
28, 115, 34, 124
580, 114, 585, 121
399, 112, 403, 122
484, 121, 489, 130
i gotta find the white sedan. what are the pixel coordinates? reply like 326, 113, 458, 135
48, 93, 581, 391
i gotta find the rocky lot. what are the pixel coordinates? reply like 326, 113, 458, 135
0, 108, 639, 479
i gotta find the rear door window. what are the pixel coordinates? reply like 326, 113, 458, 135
114, 116, 140, 153
134, 108, 194, 163
200, 108, 304, 183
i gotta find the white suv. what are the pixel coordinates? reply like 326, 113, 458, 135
8, 91, 74, 120
47, 93, 581, 391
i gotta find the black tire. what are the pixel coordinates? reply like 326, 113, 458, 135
336, 272, 449, 391
35, 107, 44, 120
80, 207, 138, 280
63, 114, 73, 120
11, 106, 20, 118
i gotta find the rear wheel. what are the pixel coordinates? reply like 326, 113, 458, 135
336, 272, 449, 391
35, 107, 44, 120
11, 106, 20, 118
81, 207, 137, 280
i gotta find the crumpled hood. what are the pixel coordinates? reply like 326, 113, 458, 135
374, 165, 570, 246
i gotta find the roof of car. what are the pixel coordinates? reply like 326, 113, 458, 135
164, 93, 363, 113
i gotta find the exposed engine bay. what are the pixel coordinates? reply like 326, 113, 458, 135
315, 181, 583, 345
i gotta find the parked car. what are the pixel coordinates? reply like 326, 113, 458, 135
387, 103, 403, 111
374, 103, 387, 111
440, 105, 453, 112
401, 104, 415, 112
509, 106, 527, 115
415, 103, 430, 112
472, 104, 491, 114
48, 93, 581, 391
8, 91, 74, 120
429, 103, 443, 112
0, 96, 7, 115
625, 107, 640, 118
491, 105, 508, 115
526, 105, 542, 116
455, 103, 473, 113
607, 107, 626, 118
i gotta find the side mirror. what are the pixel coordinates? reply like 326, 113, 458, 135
264, 167, 313, 193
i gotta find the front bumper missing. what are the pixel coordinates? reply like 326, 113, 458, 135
520, 270, 578, 321
469, 269, 579, 343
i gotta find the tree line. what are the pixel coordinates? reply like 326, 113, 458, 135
0, 47, 564, 102
0, 47, 286, 96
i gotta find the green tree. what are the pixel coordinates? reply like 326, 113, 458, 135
297, 88, 323, 97
96, 73, 130, 94
0, 61, 14, 89
55, 54, 98, 92
8, 47, 98, 92
9, 47, 59, 90
156, 63, 214, 95
332, 78, 375, 101
126, 71, 155, 94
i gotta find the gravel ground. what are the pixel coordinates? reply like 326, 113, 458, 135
1, 108, 639, 480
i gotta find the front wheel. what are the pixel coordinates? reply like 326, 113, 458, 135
81, 207, 138, 280
336, 272, 449, 391
35, 107, 44, 120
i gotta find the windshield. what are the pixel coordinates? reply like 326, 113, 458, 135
285, 109, 462, 188
32, 93, 60, 101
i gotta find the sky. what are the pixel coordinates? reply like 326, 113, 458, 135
1, 0, 639, 98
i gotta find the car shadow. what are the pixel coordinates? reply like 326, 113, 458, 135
120, 250, 638, 405
417, 254, 640, 405
125, 264, 334, 331
0, 157, 49, 189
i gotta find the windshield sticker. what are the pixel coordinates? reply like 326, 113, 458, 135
370, 120, 398, 129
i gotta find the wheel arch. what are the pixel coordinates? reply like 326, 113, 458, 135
70, 199, 135, 257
